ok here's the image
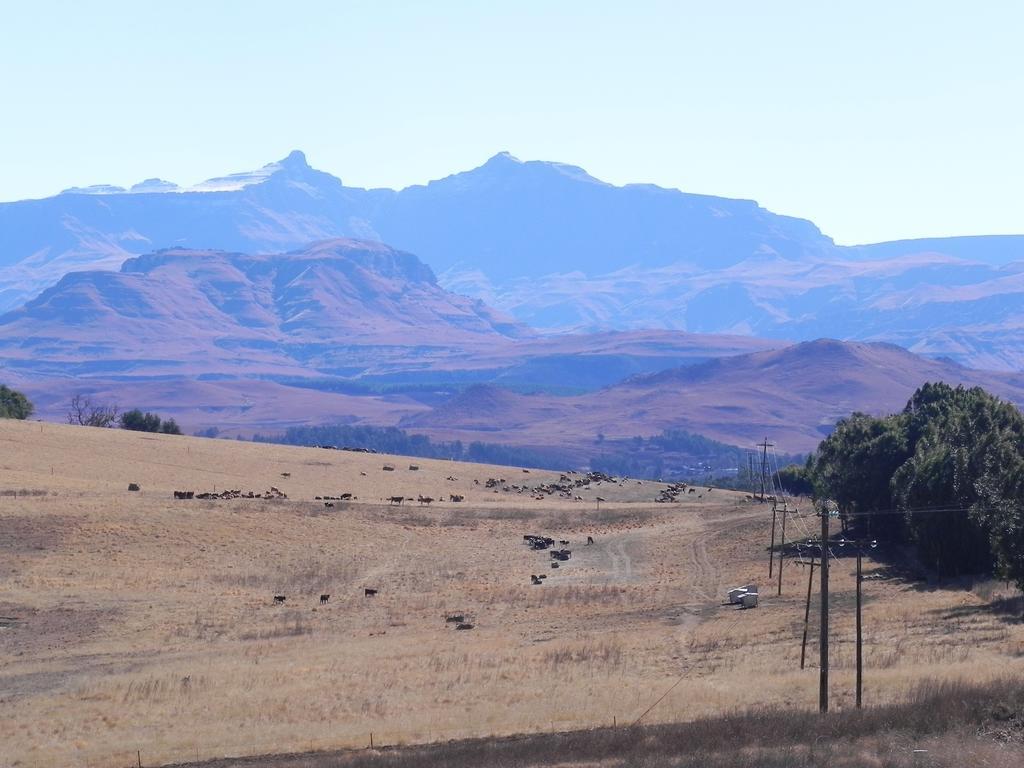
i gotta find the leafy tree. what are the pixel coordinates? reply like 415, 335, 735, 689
119, 409, 183, 435
0, 384, 34, 419
160, 418, 182, 435
120, 409, 163, 432
812, 412, 911, 540
775, 462, 814, 496
811, 382, 1024, 582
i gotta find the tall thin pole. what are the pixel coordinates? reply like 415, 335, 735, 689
819, 505, 830, 713
777, 504, 788, 596
800, 553, 816, 669
768, 503, 777, 578
856, 549, 863, 708
759, 438, 770, 501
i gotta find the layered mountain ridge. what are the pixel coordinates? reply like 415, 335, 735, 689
0, 238, 789, 441
2, 150, 1021, 369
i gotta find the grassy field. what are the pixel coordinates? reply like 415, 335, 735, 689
1, 419, 1022, 767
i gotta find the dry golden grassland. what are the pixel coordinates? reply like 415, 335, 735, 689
1, 419, 1022, 767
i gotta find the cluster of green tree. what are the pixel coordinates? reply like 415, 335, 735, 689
805, 382, 1024, 588
119, 409, 182, 435
0, 385, 34, 419
251, 424, 575, 471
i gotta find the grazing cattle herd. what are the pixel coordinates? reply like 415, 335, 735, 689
473, 470, 625, 502
168, 460, 735, 638
173, 487, 288, 501
522, 533, 588, 583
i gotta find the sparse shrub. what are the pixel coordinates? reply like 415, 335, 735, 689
67, 394, 118, 427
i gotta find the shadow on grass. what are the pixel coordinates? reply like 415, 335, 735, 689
933, 593, 1024, 625
167, 678, 1024, 768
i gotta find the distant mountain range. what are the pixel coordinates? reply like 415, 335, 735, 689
0, 238, 780, 435
3, 237, 1021, 455
2, 151, 1022, 369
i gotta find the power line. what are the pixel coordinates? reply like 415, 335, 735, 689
632, 612, 744, 726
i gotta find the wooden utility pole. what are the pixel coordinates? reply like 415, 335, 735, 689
758, 438, 772, 501
776, 502, 788, 596
856, 548, 863, 708
819, 504, 830, 713
800, 553, 817, 669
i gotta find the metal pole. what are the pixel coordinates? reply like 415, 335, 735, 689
856, 548, 863, 708
819, 505, 830, 713
800, 553, 816, 669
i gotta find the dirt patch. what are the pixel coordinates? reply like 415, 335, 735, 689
0, 512, 70, 555
0, 603, 118, 657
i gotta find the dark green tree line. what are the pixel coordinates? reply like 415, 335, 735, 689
809, 382, 1024, 586
119, 409, 182, 435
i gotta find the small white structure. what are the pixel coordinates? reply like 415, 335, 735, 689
727, 584, 759, 605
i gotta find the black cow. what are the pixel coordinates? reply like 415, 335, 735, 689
273, 595, 286, 604
320, 594, 330, 604
364, 588, 378, 597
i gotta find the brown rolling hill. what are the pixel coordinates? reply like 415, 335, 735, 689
0, 238, 781, 432
404, 339, 1024, 453
0, 238, 528, 378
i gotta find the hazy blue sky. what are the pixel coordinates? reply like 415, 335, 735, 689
1, 1, 1021, 244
